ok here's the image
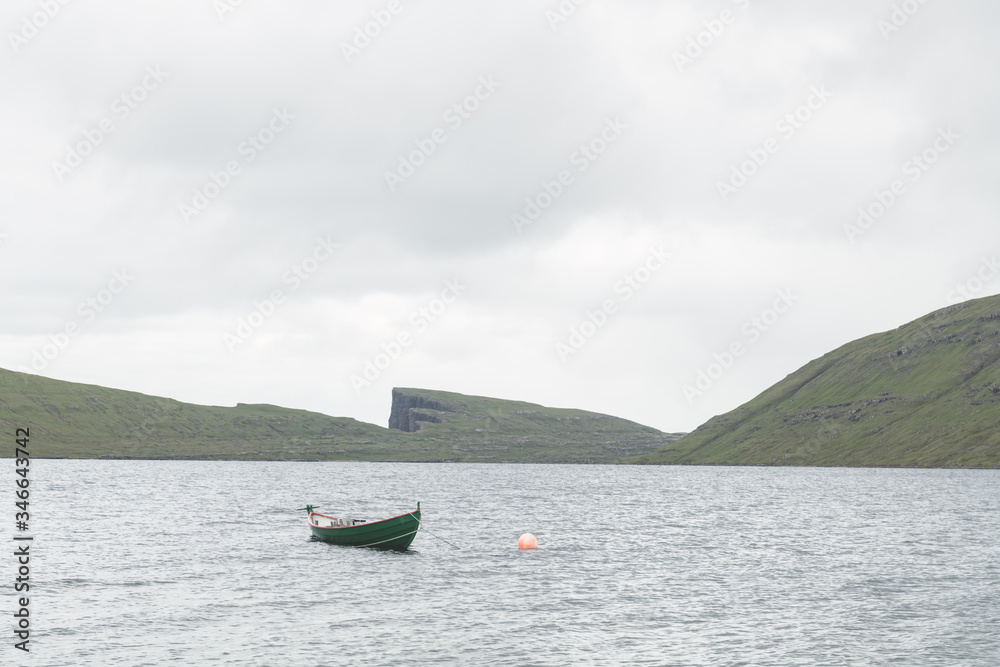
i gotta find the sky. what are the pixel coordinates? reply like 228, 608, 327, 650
2, 0, 998, 433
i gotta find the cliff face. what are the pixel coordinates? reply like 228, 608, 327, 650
388, 388, 455, 432
383, 386, 682, 462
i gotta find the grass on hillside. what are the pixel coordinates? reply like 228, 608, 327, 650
631, 296, 1000, 468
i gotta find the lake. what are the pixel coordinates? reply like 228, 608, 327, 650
11, 461, 1000, 665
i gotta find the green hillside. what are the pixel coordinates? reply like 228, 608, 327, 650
632, 295, 1000, 468
0, 369, 680, 463
387, 387, 683, 462
0, 367, 407, 460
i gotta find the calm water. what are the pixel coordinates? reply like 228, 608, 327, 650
9, 461, 1000, 665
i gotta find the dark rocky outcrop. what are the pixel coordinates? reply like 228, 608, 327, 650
388, 388, 455, 432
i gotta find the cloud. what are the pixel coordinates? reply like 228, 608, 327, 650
2, 0, 999, 432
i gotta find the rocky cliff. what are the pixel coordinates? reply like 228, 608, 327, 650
384, 386, 683, 462
388, 388, 455, 432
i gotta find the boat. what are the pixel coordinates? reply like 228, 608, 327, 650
301, 502, 421, 550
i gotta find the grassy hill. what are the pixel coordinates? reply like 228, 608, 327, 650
0, 367, 408, 460
0, 369, 680, 463
631, 295, 1000, 468
387, 387, 683, 462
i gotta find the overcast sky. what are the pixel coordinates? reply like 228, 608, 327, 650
2, 0, 998, 433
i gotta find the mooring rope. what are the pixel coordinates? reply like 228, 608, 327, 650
419, 524, 461, 550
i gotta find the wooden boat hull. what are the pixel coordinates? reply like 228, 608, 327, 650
308, 508, 421, 550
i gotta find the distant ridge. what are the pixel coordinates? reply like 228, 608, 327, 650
0, 369, 680, 463
386, 387, 684, 461
632, 295, 1000, 468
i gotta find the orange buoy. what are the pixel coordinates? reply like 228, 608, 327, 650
518, 533, 538, 549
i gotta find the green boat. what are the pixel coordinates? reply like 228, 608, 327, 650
303, 503, 421, 550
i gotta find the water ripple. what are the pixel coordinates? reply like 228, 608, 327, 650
14, 461, 1000, 666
